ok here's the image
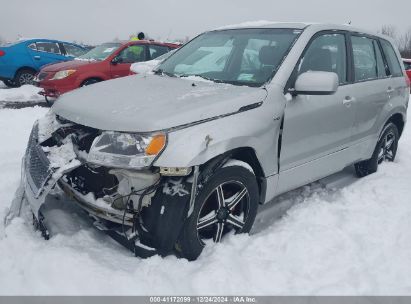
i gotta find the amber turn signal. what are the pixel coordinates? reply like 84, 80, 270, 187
145, 134, 166, 155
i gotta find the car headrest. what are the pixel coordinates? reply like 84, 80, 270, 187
301, 48, 333, 73
259, 46, 278, 66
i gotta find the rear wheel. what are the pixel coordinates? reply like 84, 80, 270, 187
177, 163, 259, 260
355, 123, 399, 177
14, 69, 36, 86
3, 79, 19, 88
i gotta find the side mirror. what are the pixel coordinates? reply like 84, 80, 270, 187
111, 57, 122, 65
293, 71, 339, 95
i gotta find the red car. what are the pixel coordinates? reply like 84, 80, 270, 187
35, 40, 179, 103
404, 58, 411, 86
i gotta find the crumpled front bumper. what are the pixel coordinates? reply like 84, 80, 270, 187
20, 122, 80, 221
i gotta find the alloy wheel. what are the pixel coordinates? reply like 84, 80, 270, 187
196, 180, 250, 244
377, 131, 395, 164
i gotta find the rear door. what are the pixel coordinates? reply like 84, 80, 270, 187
348, 35, 394, 149
27, 41, 67, 69
278, 32, 356, 193
110, 44, 147, 78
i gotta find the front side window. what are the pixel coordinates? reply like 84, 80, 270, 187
35, 42, 61, 54
63, 43, 86, 57
380, 39, 403, 77
116, 45, 146, 63
298, 33, 347, 84
78, 43, 121, 61
157, 28, 301, 87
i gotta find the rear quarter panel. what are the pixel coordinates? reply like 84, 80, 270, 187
0, 42, 36, 78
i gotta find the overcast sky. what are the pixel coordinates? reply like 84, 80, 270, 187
0, 0, 409, 45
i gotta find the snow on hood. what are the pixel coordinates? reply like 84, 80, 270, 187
40, 60, 93, 72
130, 59, 161, 75
52, 74, 267, 133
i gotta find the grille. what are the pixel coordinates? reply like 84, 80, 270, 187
26, 124, 52, 193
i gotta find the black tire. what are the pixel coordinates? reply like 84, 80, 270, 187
3, 79, 19, 88
355, 122, 399, 177
177, 163, 259, 261
14, 69, 36, 87
81, 78, 100, 87
45, 96, 57, 106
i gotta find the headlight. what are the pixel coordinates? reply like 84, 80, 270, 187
51, 69, 76, 80
87, 131, 166, 169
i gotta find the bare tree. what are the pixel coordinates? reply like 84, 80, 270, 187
380, 25, 397, 39
380, 25, 411, 59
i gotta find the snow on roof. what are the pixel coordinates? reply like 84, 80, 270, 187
215, 21, 313, 31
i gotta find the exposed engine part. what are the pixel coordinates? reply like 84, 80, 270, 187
160, 166, 192, 176
109, 169, 160, 210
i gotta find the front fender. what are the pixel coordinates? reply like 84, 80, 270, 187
154, 96, 284, 176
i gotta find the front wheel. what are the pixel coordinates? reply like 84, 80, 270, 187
3, 79, 19, 88
355, 122, 399, 177
177, 163, 259, 260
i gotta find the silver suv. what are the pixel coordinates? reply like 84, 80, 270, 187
8, 23, 409, 260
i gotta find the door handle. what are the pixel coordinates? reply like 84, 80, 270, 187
34, 55, 41, 60
386, 87, 394, 93
343, 96, 355, 107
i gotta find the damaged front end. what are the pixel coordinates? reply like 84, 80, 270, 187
6, 112, 193, 257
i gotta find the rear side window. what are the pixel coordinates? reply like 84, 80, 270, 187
373, 40, 388, 78
149, 45, 169, 60
117, 45, 146, 63
351, 36, 379, 81
298, 33, 347, 84
63, 43, 86, 57
380, 39, 403, 77
35, 42, 61, 54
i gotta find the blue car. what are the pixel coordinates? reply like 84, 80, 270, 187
0, 39, 88, 87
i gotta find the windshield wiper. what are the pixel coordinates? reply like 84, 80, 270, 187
153, 69, 175, 77
179, 74, 215, 82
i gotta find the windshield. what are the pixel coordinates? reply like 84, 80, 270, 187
157, 28, 301, 86
78, 42, 121, 61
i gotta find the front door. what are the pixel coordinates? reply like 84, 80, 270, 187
278, 32, 356, 194
110, 45, 147, 78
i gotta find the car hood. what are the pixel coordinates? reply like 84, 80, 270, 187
41, 59, 97, 72
52, 74, 267, 132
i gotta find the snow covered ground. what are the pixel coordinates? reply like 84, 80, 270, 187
0, 84, 43, 102
0, 99, 411, 295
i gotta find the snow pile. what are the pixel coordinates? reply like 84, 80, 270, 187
0, 85, 43, 102
0, 98, 411, 295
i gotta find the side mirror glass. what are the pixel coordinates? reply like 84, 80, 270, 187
293, 71, 339, 95
111, 57, 122, 65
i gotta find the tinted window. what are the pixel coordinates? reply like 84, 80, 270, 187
380, 39, 403, 77
117, 45, 146, 63
404, 61, 411, 70
352, 36, 378, 81
298, 33, 347, 84
27, 43, 36, 50
35, 42, 61, 54
63, 44, 86, 57
149, 45, 169, 59
373, 40, 388, 78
